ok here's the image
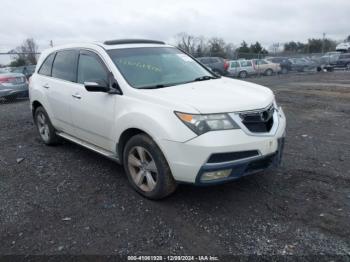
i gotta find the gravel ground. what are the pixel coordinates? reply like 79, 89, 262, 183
0, 72, 349, 259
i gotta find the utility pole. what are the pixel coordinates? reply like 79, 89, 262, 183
322, 32, 326, 54
50, 40, 53, 48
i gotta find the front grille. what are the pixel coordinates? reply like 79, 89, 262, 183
239, 104, 274, 133
207, 150, 259, 163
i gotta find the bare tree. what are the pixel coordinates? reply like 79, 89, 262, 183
208, 37, 226, 57
175, 32, 198, 55
11, 38, 39, 65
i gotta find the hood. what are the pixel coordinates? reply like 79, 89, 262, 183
141, 77, 274, 114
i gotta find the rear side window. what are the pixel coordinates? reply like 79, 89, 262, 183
52, 50, 78, 82
241, 60, 252, 67
77, 51, 109, 84
38, 53, 56, 76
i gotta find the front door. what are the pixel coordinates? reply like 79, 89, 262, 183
70, 50, 116, 152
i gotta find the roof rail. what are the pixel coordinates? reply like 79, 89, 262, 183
103, 39, 165, 45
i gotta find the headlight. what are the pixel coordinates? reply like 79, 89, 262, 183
175, 112, 240, 135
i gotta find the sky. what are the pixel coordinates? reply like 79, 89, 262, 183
1, 0, 350, 54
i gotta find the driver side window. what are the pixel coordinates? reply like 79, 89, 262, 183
77, 51, 109, 85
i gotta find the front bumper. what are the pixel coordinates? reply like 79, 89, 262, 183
195, 137, 284, 185
157, 106, 286, 184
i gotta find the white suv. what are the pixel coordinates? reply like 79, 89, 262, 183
29, 39, 286, 199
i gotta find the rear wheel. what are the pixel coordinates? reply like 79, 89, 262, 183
123, 134, 177, 199
238, 71, 248, 78
34, 106, 59, 145
265, 69, 273, 76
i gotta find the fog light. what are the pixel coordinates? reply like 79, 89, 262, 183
201, 169, 232, 181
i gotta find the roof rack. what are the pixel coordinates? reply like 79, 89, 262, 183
103, 39, 165, 45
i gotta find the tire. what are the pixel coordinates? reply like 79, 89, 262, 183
34, 106, 60, 145
123, 134, 177, 199
265, 69, 273, 76
238, 71, 248, 78
346, 63, 350, 71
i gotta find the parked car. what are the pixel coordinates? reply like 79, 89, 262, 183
329, 53, 350, 70
227, 59, 255, 78
29, 39, 286, 199
11, 65, 36, 79
288, 58, 317, 72
251, 59, 281, 76
266, 57, 292, 74
320, 52, 341, 64
0, 69, 28, 100
196, 56, 229, 75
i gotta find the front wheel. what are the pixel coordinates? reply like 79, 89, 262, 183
123, 134, 177, 199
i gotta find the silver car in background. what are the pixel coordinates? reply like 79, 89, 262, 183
0, 69, 28, 100
227, 59, 256, 78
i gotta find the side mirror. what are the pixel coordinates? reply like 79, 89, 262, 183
84, 80, 110, 92
84, 73, 123, 95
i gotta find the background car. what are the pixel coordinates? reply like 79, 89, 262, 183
251, 59, 281, 76
196, 56, 229, 75
266, 57, 292, 74
330, 53, 350, 70
227, 59, 255, 78
320, 52, 341, 64
0, 69, 28, 100
288, 58, 317, 72
11, 65, 36, 79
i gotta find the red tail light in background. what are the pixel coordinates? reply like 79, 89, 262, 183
0, 76, 14, 84
224, 60, 229, 71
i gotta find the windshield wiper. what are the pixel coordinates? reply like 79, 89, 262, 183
193, 75, 219, 82
138, 84, 169, 89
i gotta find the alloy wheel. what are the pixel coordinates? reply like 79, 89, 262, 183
127, 146, 158, 192
36, 112, 50, 142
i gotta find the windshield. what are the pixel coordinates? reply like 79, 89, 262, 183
107, 47, 215, 89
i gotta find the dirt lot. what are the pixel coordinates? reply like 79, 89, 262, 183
0, 72, 349, 258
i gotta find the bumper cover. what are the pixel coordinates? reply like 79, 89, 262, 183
195, 137, 285, 185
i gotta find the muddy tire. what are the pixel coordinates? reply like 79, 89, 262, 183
123, 134, 177, 200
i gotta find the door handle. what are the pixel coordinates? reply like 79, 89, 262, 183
72, 94, 82, 99
42, 83, 50, 89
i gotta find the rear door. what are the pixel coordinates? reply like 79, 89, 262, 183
47, 49, 79, 134
69, 50, 116, 151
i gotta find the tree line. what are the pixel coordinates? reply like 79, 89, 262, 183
3, 34, 350, 67
175, 32, 350, 58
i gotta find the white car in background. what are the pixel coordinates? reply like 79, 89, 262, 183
227, 59, 256, 78
29, 39, 286, 199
